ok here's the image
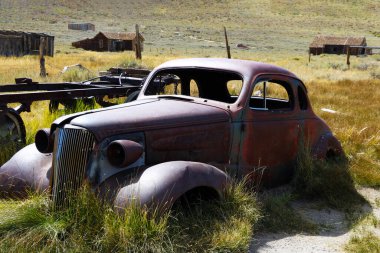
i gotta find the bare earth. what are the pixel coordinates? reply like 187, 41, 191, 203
250, 187, 380, 253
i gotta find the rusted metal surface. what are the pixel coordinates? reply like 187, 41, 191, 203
0, 58, 343, 211
0, 144, 51, 198
114, 161, 229, 213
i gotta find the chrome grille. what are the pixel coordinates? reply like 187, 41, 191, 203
51, 127, 95, 209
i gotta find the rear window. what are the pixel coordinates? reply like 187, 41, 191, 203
144, 68, 243, 104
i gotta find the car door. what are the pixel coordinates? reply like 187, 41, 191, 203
238, 75, 300, 186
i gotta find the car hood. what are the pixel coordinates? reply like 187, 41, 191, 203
69, 98, 231, 141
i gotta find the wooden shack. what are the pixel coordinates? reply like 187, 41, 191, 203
68, 23, 95, 31
72, 32, 144, 52
309, 36, 367, 55
0, 30, 54, 57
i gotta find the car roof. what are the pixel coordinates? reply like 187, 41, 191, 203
155, 58, 299, 80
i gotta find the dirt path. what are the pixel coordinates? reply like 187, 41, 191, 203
250, 187, 380, 253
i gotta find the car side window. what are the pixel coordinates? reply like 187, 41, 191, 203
250, 80, 293, 111
190, 79, 199, 97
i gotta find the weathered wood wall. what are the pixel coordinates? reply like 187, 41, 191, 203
0, 31, 54, 57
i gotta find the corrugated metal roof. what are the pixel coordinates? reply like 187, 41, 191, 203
310, 35, 366, 48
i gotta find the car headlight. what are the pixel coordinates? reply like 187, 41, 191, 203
107, 140, 143, 167
35, 128, 54, 153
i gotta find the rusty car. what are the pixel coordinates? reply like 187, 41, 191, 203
0, 58, 343, 210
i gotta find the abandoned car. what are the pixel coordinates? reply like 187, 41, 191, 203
0, 58, 343, 210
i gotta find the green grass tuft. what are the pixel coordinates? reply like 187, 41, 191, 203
168, 182, 260, 252
61, 68, 96, 82
0, 141, 19, 166
0, 182, 260, 252
292, 139, 366, 211
345, 231, 380, 253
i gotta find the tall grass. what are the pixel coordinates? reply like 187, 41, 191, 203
0, 142, 19, 167
0, 182, 260, 252
291, 137, 365, 211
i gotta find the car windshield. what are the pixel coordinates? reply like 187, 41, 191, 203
143, 68, 243, 104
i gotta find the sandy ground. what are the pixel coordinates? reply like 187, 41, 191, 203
250, 187, 380, 253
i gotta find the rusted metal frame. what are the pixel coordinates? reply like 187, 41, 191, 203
0, 83, 94, 92
0, 86, 134, 104
107, 67, 151, 76
0, 82, 138, 93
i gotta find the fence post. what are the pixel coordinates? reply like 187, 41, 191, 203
39, 37, 47, 77
224, 26, 231, 59
135, 24, 142, 60
346, 46, 351, 69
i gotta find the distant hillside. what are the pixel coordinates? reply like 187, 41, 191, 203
0, 0, 379, 53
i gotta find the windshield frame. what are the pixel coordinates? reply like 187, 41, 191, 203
140, 67, 245, 105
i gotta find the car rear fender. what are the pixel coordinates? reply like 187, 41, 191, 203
0, 144, 52, 198
114, 161, 230, 213
312, 133, 344, 159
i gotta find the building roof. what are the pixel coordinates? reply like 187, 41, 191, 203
100, 32, 144, 41
0, 30, 54, 38
310, 35, 366, 48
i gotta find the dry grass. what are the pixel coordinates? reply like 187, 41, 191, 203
0, 0, 379, 56
307, 79, 380, 186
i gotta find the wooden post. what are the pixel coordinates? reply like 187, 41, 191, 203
135, 24, 142, 60
39, 37, 47, 77
224, 26, 231, 59
346, 46, 351, 69
308, 49, 311, 63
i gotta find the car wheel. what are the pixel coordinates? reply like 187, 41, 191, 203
0, 108, 26, 144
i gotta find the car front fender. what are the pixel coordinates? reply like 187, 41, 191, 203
0, 144, 52, 198
114, 161, 230, 213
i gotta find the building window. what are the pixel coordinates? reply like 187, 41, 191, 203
99, 39, 103, 49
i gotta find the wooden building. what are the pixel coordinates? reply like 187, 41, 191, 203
309, 36, 367, 55
72, 32, 144, 52
68, 23, 95, 31
0, 30, 54, 57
